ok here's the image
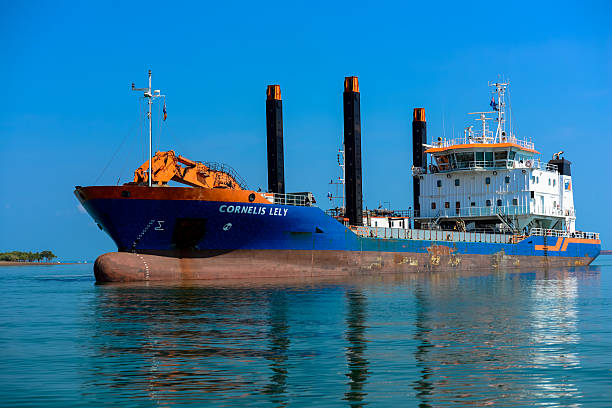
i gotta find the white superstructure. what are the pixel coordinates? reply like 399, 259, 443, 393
414, 82, 575, 234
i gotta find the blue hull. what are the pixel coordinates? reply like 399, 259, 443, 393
82, 197, 600, 260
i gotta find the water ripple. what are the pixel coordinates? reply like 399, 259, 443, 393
0, 265, 611, 406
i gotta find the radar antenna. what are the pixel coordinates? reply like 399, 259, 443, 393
467, 111, 494, 142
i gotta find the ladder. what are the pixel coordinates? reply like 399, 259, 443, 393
496, 208, 517, 233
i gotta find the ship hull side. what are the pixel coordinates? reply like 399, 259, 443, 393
94, 249, 599, 282
76, 186, 601, 282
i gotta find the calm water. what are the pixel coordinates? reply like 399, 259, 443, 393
1, 261, 612, 407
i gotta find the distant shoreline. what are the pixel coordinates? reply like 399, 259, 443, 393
0, 261, 86, 266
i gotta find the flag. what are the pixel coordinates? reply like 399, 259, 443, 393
163, 103, 167, 121
490, 96, 498, 111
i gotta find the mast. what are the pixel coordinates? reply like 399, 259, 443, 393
132, 70, 164, 187
489, 81, 508, 141
148, 72, 152, 187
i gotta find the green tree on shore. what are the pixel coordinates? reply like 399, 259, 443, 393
0, 250, 57, 262
40, 250, 57, 262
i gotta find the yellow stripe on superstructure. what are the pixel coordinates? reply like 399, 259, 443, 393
425, 142, 540, 155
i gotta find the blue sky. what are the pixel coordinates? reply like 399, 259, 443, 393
1, 1, 610, 260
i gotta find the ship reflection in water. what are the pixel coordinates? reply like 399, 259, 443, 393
85, 267, 600, 406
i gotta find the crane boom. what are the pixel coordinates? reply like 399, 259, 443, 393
133, 150, 244, 190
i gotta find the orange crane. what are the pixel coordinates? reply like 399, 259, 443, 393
133, 150, 244, 190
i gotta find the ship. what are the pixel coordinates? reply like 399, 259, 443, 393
75, 72, 601, 282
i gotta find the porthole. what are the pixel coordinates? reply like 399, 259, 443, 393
248, 193, 256, 202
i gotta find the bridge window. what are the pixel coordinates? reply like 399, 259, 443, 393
456, 152, 474, 168
495, 151, 509, 167
485, 152, 494, 166
495, 151, 508, 161
435, 155, 450, 170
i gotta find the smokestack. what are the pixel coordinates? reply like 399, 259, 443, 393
266, 85, 285, 194
412, 108, 427, 217
343, 76, 363, 226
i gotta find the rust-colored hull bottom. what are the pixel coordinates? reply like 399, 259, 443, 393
93, 250, 597, 282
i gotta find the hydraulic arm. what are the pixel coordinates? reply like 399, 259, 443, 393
133, 150, 244, 190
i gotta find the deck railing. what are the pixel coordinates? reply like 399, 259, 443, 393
416, 205, 572, 219
349, 226, 513, 244
529, 228, 599, 240
348, 226, 599, 243
261, 192, 315, 207
203, 161, 249, 190
432, 135, 535, 151
417, 159, 557, 175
